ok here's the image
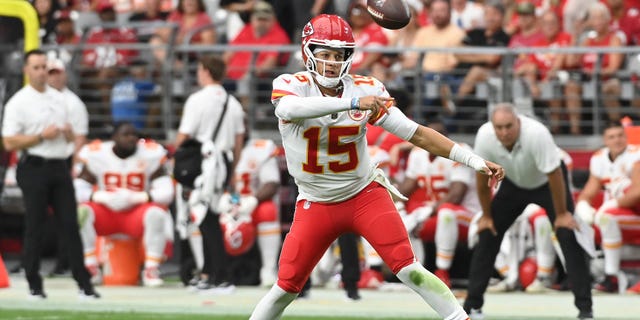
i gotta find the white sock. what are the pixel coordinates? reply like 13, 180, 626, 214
78, 205, 97, 264
249, 284, 298, 320
435, 208, 457, 270
395, 262, 468, 320
533, 215, 555, 278
188, 225, 204, 271
257, 222, 281, 286
143, 207, 167, 269
597, 213, 622, 275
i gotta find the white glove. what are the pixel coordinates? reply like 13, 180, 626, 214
217, 192, 235, 215
92, 188, 136, 212
401, 206, 433, 234
575, 200, 596, 225
237, 195, 258, 218
467, 212, 482, 249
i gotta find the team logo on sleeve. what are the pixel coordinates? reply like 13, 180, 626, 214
348, 109, 366, 121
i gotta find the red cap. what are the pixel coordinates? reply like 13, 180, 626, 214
96, 0, 115, 13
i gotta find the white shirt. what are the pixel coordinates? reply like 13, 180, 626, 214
589, 145, 640, 200
2, 85, 73, 159
178, 84, 245, 154
474, 115, 561, 189
451, 2, 485, 30
62, 87, 89, 157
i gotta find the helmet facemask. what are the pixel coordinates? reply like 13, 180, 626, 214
303, 41, 355, 88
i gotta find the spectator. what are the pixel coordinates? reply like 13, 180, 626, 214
221, 138, 281, 287
509, 1, 545, 77
565, 2, 624, 134
607, 0, 640, 45
451, 0, 485, 30
174, 55, 245, 293
110, 60, 158, 130
522, 10, 572, 133
151, 0, 216, 64
32, 0, 61, 44
272, 0, 336, 43
452, 1, 510, 107
382, 1, 423, 84
249, 14, 503, 320
74, 122, 174, 287
397, 121, 481, 288
82, 1, 138, 105
347, 1, 389, 74
128, 0, 170, 43
223, 1, 290, 108
463, 103, 593, 320
1, 49, 99, 300
403, 0, 466, 116
574, 121, 640, 294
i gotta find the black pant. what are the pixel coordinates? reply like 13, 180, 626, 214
16, 156, 91, 291
464, 163, 592, 314
338, 233, 361, 290
200, 210, 230, 285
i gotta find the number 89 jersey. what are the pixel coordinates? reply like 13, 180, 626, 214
271, 71, 390, 203
78, 140, 167, 192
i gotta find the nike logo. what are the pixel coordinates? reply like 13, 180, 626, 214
283, 78, 291, 84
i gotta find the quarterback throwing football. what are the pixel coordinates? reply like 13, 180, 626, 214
249, 14, 504, 320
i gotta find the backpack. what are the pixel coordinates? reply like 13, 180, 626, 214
173, 94, 229, 188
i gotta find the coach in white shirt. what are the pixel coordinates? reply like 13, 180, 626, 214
174, 54, 245, 291
463, 103, 593, 320
46, 58, 89, 167
1, 50, 98, 299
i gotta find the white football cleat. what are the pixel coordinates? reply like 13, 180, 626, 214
142, 267, 164, 287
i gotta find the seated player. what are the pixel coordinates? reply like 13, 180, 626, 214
216, 138, 281, 287
74, 122, 175, 287
397, 121, 480, 287
575, 121, 640, 293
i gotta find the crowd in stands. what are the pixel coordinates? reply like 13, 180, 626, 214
20, 0, 639, 137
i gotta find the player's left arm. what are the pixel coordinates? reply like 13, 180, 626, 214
367, 102, 503, 181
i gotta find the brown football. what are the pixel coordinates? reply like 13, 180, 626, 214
366, 0, 411, 30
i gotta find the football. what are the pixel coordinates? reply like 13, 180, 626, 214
366, 0, 411, 30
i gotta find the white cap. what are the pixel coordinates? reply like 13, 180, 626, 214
47, 58, 65, 72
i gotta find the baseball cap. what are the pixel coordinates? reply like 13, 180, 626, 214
516, 1, 535, 15
252, 1, 275, 19
47, 58, 66, 72
96, 0, 115, 13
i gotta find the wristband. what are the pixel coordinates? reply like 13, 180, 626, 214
350, 97, 360, 110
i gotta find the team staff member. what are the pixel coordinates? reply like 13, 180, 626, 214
2, 49, 98, 299
174, 54, 246, 291
464, 103, 593, 320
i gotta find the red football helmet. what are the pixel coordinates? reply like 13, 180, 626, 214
220, 214, 256, 256
301, 14, 355, 88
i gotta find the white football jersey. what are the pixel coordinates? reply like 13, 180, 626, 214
234, 139, 281, 196
589, 144, 640, 200
272, 72, 392, 202
404, 144, 480, 212
78, 139, 167, 192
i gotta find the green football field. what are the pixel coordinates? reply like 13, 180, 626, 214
0, 276, 636, 320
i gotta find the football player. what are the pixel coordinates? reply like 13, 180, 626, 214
217, 138, 281, 287
397, 120, 480, 288
575, 121, 640, 294
249, 14, 503, 320
74, 122, 174, 287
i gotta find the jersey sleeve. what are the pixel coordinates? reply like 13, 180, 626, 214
258, 156, 281, 185
178, 95, 200, 135
271, 73, 309, 105
589, 150, 604, 178
139, 140, 168, 172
